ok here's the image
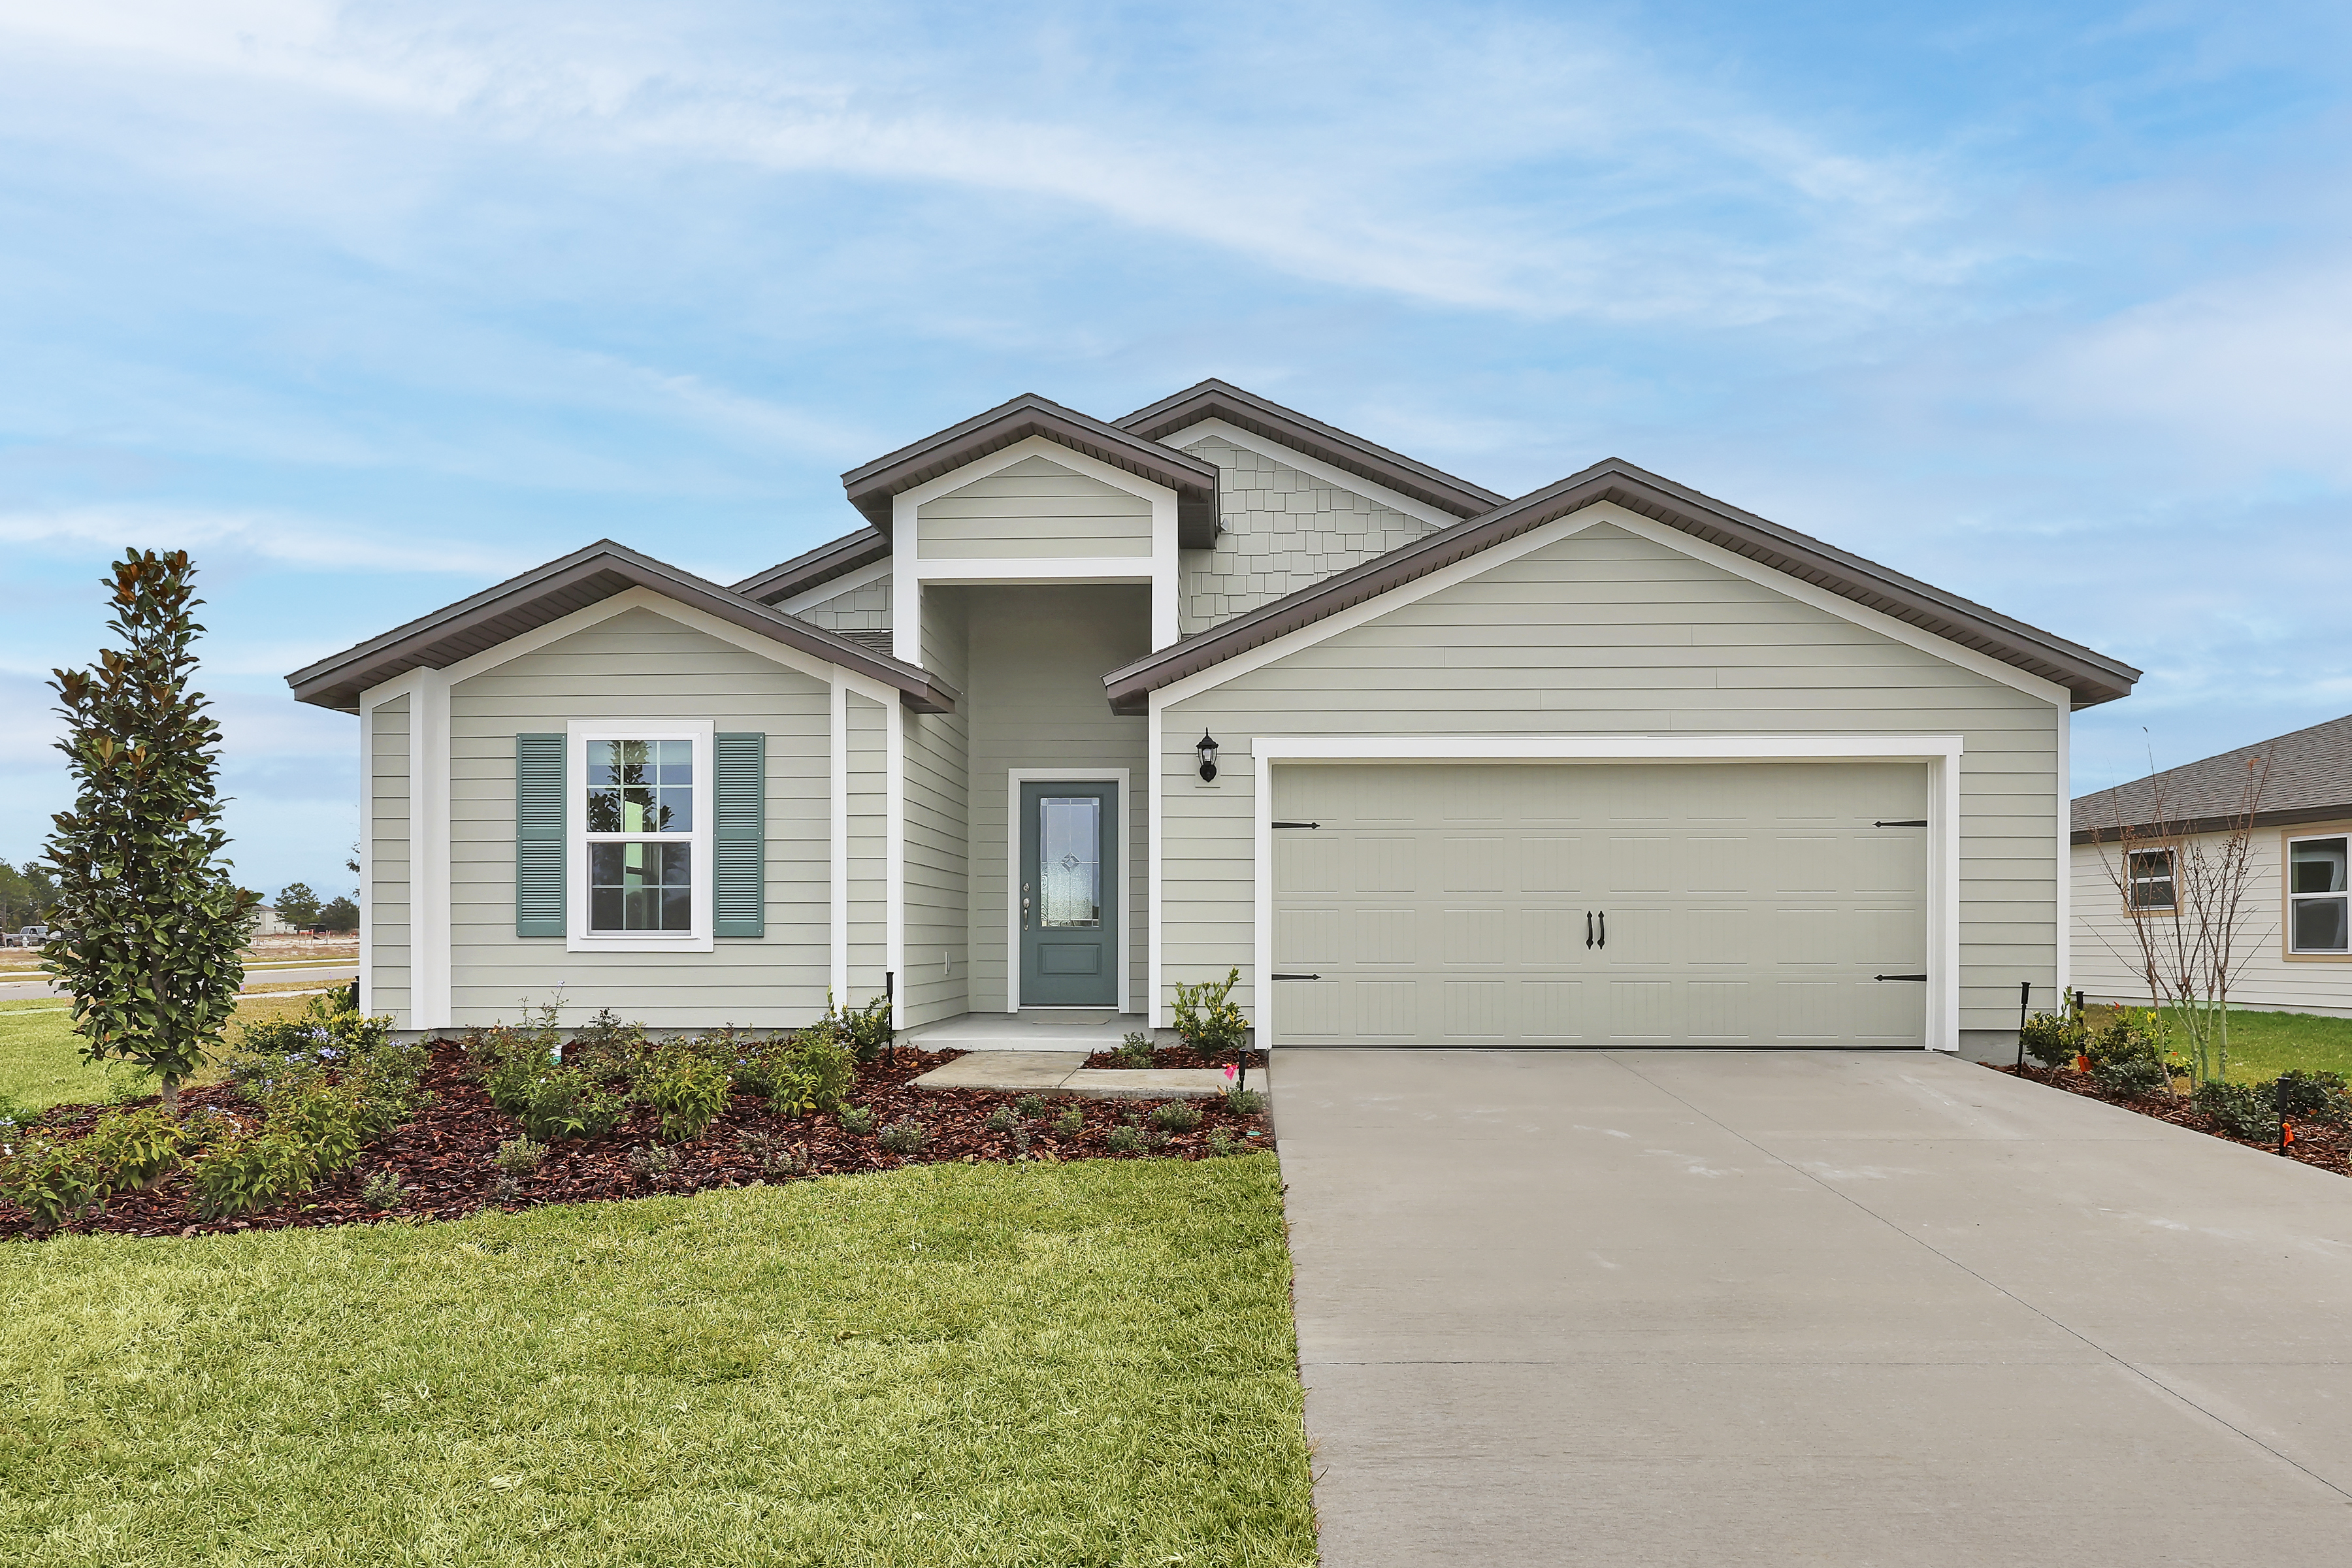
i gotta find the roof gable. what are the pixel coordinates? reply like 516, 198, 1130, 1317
841, 392, 1220, 547
286, 541, 956, 713
1103, 459, 2140, 713
2074, 711, 2352, 840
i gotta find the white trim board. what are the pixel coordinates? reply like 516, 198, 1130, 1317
1005, 768, 1133, 1015
1247, 735, 1965, 1054
1162, 416, 1462, 531
1150, 500, 2074, 713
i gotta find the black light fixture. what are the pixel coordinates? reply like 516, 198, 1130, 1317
1196, 729, 1220, 782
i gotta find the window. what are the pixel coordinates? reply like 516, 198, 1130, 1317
2127, 848, 2176, 912
570, 723, 712, 951
2289, 834, 2349, 955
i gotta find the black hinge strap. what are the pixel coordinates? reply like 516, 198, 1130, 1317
1873, 819, 1928, 828
1272, 821, 1320, 829
1270, 973, 1322, 981
1874, 973, 1929, 982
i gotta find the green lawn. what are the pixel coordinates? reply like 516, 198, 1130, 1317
0, 1157, 1315, 1567
2188, 1007, 2352, 1082
0, 990, 335, 1112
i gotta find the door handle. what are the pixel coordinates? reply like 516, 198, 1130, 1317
1585, 911, 1593, 949
1598, 910, 1607, 949
1022, 883, 1031, 930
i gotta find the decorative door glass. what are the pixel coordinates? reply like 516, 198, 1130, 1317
1039, 796, 1102, 928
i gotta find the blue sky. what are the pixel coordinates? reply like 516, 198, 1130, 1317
2, 0, 2347, 898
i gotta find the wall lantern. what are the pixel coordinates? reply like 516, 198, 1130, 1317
1196, 730, 1220, 782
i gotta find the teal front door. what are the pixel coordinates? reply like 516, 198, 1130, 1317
1019, 780, 1118, 1007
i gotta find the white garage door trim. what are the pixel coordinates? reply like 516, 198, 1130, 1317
1252, 736, 1963, 1051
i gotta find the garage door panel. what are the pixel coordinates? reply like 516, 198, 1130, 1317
1271, 762, 1931, 1048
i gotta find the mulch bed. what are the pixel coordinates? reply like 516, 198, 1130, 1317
1988, 1062, 2352, 1176
1081, 1043, 1264, 1070
1, 1041, 1275, 1242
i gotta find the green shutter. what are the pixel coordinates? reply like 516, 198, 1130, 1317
515, 733, 566, 938
714, 732, 766, 938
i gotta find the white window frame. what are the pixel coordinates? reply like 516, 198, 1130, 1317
566, 718, 715, 953
2127, 846, 2177, 913
2286, 830, 2351, 956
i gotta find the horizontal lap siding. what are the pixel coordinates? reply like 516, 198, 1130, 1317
917, 455, 1151, 559
447, 608, 830, 1028
1160, 516, 2064, 1033
902, 589, 970, 1026
846, 694, 888, 1009
368, 696, 412, 1024
963, 586, 1151, 1013
2072, 831, 2352, 1018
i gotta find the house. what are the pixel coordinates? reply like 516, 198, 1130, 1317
2071, 713, 2352, 1019
248, 905, 294, 937
286, 380, 2139, 1054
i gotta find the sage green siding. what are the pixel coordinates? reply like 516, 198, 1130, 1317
1159, 514, 2065, 1036
917, 454, 1152, 559
796, 574, 890, 634
964, 585, 1151, 1012
446, 606, 831, 1027
902, 588, 970, 1026
1173, 435, 1436, 634
368, 694, 411, 1025
845, 692, 889, 1005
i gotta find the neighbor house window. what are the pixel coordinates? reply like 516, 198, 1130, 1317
2127, 848, 2176, 912
2289, 834, 2349, 954
570, 723, 712, 951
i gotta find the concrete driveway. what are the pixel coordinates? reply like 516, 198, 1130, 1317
1275, 1049, 2352, 1565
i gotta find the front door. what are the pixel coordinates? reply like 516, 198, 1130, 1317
1019, 780, 1119, 1006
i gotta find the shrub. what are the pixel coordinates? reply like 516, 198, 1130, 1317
1015, 1094, 1047, 1119
838, 1105, 874, 1135
736, 1131, 807, 1180
1053, 1105, 1085, 1139
262, 1082, 374, 1177
755, 1035, 855, 1119
0, 1094, 37, 1142
1206, 1128, 1239, 1158
1224, 1087, 1267, 1116
984, 1105, 1017, 1134
1105, 1125, 1143, 1154
1171, 969, 1249, 1056
2192, 1080, 2278, 1142
1113, 1032, 1154, 1068
2019, 1006, 2089, 1070
1149, 1102, 1202, 1134
359, 1169, 405, 1210
2088, 1015, 2168, 1100
819, 992, 895, 1063
493, 1136, 546, 1176
76, 1107, 189, 1193
522, 1071, 628, 1143
186, 1132, 320, 1220
2271, 1070, 2352, 1129
235, 990, 396, 1073
0, 1135, 105, 1230
627, 1145, 679, 1181
2093, 1056, 2170, 1099
877, 1117, 926, 1155
641, 1051, 732, 1143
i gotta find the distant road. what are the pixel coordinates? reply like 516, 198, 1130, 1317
0, 962, 360, 1005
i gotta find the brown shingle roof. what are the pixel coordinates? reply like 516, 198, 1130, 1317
2072, 712, 2352, 841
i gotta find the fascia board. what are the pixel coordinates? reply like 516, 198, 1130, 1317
1162, 417, 1461, 529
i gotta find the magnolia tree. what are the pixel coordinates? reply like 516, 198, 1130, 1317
40, 549, 253, 1113
2093, 753, 2271, 1085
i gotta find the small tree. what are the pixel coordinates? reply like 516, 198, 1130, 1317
274, 881, 321, 928
39, 549, 254, 1114
318, 894, 360, 933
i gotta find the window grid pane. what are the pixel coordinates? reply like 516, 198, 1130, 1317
589, 841, 694, 932
586, 738, 694, 836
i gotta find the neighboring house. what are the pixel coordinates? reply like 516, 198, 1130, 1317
287, 380, 2139, 1053
248, 905, 293, 937
2072, 714, 2352, 1019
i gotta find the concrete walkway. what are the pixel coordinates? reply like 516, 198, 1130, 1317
1276, 1049, 2352, 1566
909, 1049, 1233, 1099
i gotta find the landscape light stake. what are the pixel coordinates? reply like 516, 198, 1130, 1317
2016, 981, 2032, 1071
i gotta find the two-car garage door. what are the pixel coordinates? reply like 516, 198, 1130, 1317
1271, 762, 1931, 1047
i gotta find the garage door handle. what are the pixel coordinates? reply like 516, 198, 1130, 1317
1585, 911, 1593, 949
1874, 973, 1928, 982
1597, 910, 1606, 949
1271, 973, 1321, 981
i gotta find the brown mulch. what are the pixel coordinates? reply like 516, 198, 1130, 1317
1, 1041, 1274, 1242
1988, 1062, 2352, 1176
1081, 1043, 1264, 1070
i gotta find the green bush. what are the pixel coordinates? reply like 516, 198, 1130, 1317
1104, 1125, 1143, 1154
1205, 1128, 1239, 1158
1224, 1088, 1267, 1116
2192, 1080, 2278, 1141
837, 1105, 874, 1135
2019, 1007, 2089, 1070
359, 1169, 405, 1210
740, 1034, 854, 1119
230, 991, 399, 1090
493, 1135, 546, 1175
518, 1071, 628, 1143
1171, 969, 1249, 1056
74, 1107, 190, 1194
819, 992, 895, 1063
2087, 1014, 2169, 1099
2271, 1070, 2352, 1129
877, 1117, 926, 1155
1149, 1102, 1202, 1134
186, 1132, 321, 1220
1113, 1031, 1154, 1068
1054, 1105, 1085, 1139
641, 1051, 732, 1143
983, 1105, 1017, 1134
1015, 1094, 1046, 1119
0, 1134, 105, 1230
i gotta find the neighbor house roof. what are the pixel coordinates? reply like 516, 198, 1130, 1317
1117, 378, 1506, 520
1103, 457, 2142, 714
840, 392, 1223, 547
2072, 712, 2352, 842
285, 541, 957, 714
730, 527, 890, 606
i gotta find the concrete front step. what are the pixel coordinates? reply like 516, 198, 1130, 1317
911, 1050, 1252, 1100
